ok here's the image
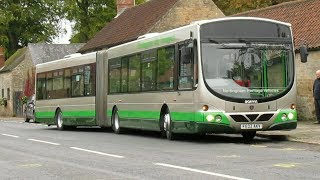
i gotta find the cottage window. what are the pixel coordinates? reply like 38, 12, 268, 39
7, 88, 10, 100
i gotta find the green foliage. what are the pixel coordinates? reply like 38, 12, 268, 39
20, 96, 28, 105
4, 48, 27, 66
63, 0, 116, 43
135, 0, 146, 5
0, 0, 64, 58
213, 0, 294, 15
0, 97, 7, 107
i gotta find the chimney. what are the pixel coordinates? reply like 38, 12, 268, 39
0, 47, 5, 69
116, 0, 135, 15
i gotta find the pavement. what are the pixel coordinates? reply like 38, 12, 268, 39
257, 121, 320, 145
1, 117, 320, 145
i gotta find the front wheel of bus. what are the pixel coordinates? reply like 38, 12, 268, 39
164, 112, 174, 140
242, 131, 256, 143
112, 109, 121, 134
56, 110, 65, 131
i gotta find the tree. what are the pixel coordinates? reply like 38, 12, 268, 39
0, 0, 64, 58
136, 0, 146, 5
213, 0, 294, 15
63, 0, 116, 43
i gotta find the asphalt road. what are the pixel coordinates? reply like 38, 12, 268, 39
0, 120, 320, 180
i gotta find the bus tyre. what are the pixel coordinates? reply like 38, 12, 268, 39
164, 112, 174, 140
242, 131, 256, 143
56, 110, 65, 131
112, 109, 121, 134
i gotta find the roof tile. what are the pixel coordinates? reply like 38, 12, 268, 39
79, 0, 179, 53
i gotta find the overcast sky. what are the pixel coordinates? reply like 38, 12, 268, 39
52, 19, 73, 44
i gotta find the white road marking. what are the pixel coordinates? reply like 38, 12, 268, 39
70, 147, 124, 158
251, 145, 267, 148
154, 163, 251, 180
3, 121, 20, 123
217, 155, 240, 158
27, 139, 60, 146
280, 148, 305, 151
1, 134, 19, 138
274, 163, 300, 168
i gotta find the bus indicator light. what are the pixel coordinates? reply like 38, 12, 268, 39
202, 105, 209, 111
291, 104, 296, 109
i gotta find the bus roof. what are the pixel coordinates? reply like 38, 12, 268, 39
36, 52, 96, 73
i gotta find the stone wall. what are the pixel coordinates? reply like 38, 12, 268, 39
0, 50, 34, 117
0, 72, 13, 116
150, 0, 225, 33
296, 50, 320, 121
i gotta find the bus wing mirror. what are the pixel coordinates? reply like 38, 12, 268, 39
300, 45, 308, 63
181, 46, 192, 64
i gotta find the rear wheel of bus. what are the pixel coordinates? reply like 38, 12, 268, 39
112, 108, 121, 134
162, 111, 174, 140
55, 109, 65, 130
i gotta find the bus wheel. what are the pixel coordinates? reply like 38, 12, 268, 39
242, 131, 256, 143
56, 110, 65, 131
112, 109, 121, 134
164, 112, 174, 140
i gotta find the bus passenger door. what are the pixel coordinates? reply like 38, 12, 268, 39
172, 42, 196, 124
96, 51, 108, 127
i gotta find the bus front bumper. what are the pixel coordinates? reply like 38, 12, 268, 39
172, 120, 297, 134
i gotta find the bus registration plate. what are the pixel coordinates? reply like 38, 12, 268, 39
241, 124, 262, 130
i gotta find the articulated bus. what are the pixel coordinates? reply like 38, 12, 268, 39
35, 17, 307, 141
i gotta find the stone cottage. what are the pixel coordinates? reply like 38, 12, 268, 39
79, 0, 225, 53
233, 0, 320, 121
0, 43, 84, 117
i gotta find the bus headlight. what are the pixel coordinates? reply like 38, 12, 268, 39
288, 112, 294, 120
206, 115, 214, 122
215, 115, 222, 123
281, 114, 287, 121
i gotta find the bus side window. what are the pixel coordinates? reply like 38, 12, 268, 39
36, 73, 46, 100
71, 66, 84, 97
128, 54, 141, 92
157, 46, 175, 90
64, 68, 71, 97
178, 45, 193, 90
108, 58, 121, 94
141, 50, 156, 91
46, 72, 53, 99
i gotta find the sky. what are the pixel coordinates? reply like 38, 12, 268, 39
52, 19, 73, 44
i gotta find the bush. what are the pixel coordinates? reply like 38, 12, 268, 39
0, 98, 7, 107
20, 96, 28, 105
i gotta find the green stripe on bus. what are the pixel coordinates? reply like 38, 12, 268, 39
35, 111, 55, 118
63, 111, 95, 117
112, 110, 196, 121
120, 110, 160, 119
171, 112, 195, 121
137, 36, 176, 49
107, 109, 229, 124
